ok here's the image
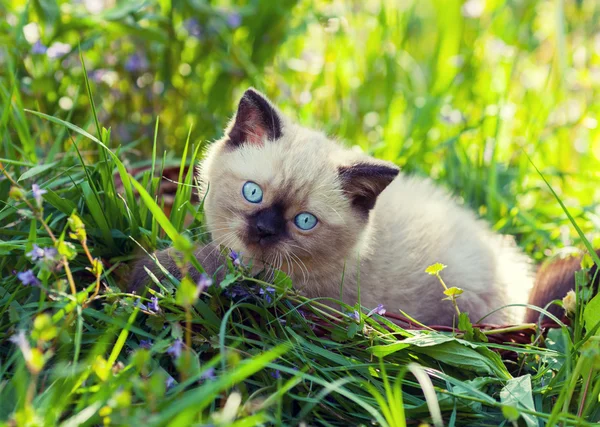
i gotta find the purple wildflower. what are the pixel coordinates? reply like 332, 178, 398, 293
26, 244, 45, 261
124, 52, 148, 73
26, 245, 58, 264
367, 304, 386, 317
167, 339, 183, 358
348, 310, 360, 321
270, 370, 281, 379
149, 296, 160, 313
90, 69, 107, 83
139, 339, 153, 349
201, 367, 215, 381
226, 284, 255, 300
31, 184, 47, 206
46, 42, 71, 59
224, 284, 249, 299
229, 249, 242, 268
258, 286, 276, 304
226, 11, 242, 28
197, 273, 213, 294
134, 299, 148, 310
184, 18, 203, 39
31, 40, 47, 55
165, 374, 176, 390
43, 247, 58, 262
17, 270, 40, 286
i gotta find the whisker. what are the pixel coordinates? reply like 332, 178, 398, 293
289, 251, 309, 284
286, 243, 312, 255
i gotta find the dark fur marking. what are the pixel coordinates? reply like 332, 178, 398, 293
338, 163, 399, 215
525, 249, 600, 325
246, 203, 287, 247
228, 88, 282, 147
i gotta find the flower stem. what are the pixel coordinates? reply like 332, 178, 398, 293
481, 323, 537, 335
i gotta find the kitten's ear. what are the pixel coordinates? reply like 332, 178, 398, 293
226, 88, 283, 147
338, 162, 399, 214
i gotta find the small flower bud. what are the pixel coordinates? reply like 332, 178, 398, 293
563, 290, 576, 315
9, 186, 25, 200
67, 212, 87, 241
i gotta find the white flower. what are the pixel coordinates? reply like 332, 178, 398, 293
47, 42, 71, 59
461, 0, 485, 18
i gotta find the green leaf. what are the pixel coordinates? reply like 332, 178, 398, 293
9, 303, 22, 326
18, 162, 58, 182
34, 0, 60, 27
414, 341, 509, 377
347, 322, 359, 339
43, 189, 78, 216
24, 109, 141, 234
369, 342, 410, 358
500, 375, 537, 427
418, 338, 511, 379
148, 344, 290, 424
145, 315, 165, 332
219, 273, 239, 289
473, 328, 489, 343
273, 269, 293, 290
176, 277, 198, 307
583, 293, 600, 335
526, 152, 600, 269
92, 355, 110, 382
102, 0, 152, 21
377, 333, 512, 378
458, 312, 474, 341
129, 177, 191, 252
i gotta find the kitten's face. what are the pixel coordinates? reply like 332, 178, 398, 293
199, 89, 398, 282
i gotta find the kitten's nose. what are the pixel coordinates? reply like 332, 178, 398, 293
256, 221, 276, 237
251, 205, 285, 243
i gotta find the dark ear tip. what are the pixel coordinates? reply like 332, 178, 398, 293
241, 87, 256, 100
241, 87, 269, 105
243, 87, 260, 96
229, 87, 282, 145
339, 162, 400, 179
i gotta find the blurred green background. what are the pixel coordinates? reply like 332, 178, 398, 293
2, 0, 600, 260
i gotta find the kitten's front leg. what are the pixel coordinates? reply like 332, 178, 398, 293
128, 243, 226, 293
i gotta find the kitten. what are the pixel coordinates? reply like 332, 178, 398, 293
173, 88, 534, 326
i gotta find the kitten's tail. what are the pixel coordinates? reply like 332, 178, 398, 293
524, 249, 600, 325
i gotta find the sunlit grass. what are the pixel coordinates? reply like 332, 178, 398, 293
1, 0, 600, 425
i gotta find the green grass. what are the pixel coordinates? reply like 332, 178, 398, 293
2, 0, 600, 425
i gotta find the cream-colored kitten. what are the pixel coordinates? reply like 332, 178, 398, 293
194, 88, 534, 326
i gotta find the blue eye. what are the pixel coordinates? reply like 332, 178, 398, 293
242, 181, 263, 203
294, 212, 318, 230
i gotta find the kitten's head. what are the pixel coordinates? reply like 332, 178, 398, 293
198, 88, 398, 282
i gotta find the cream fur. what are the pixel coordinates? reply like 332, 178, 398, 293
197, 89, 534, 326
